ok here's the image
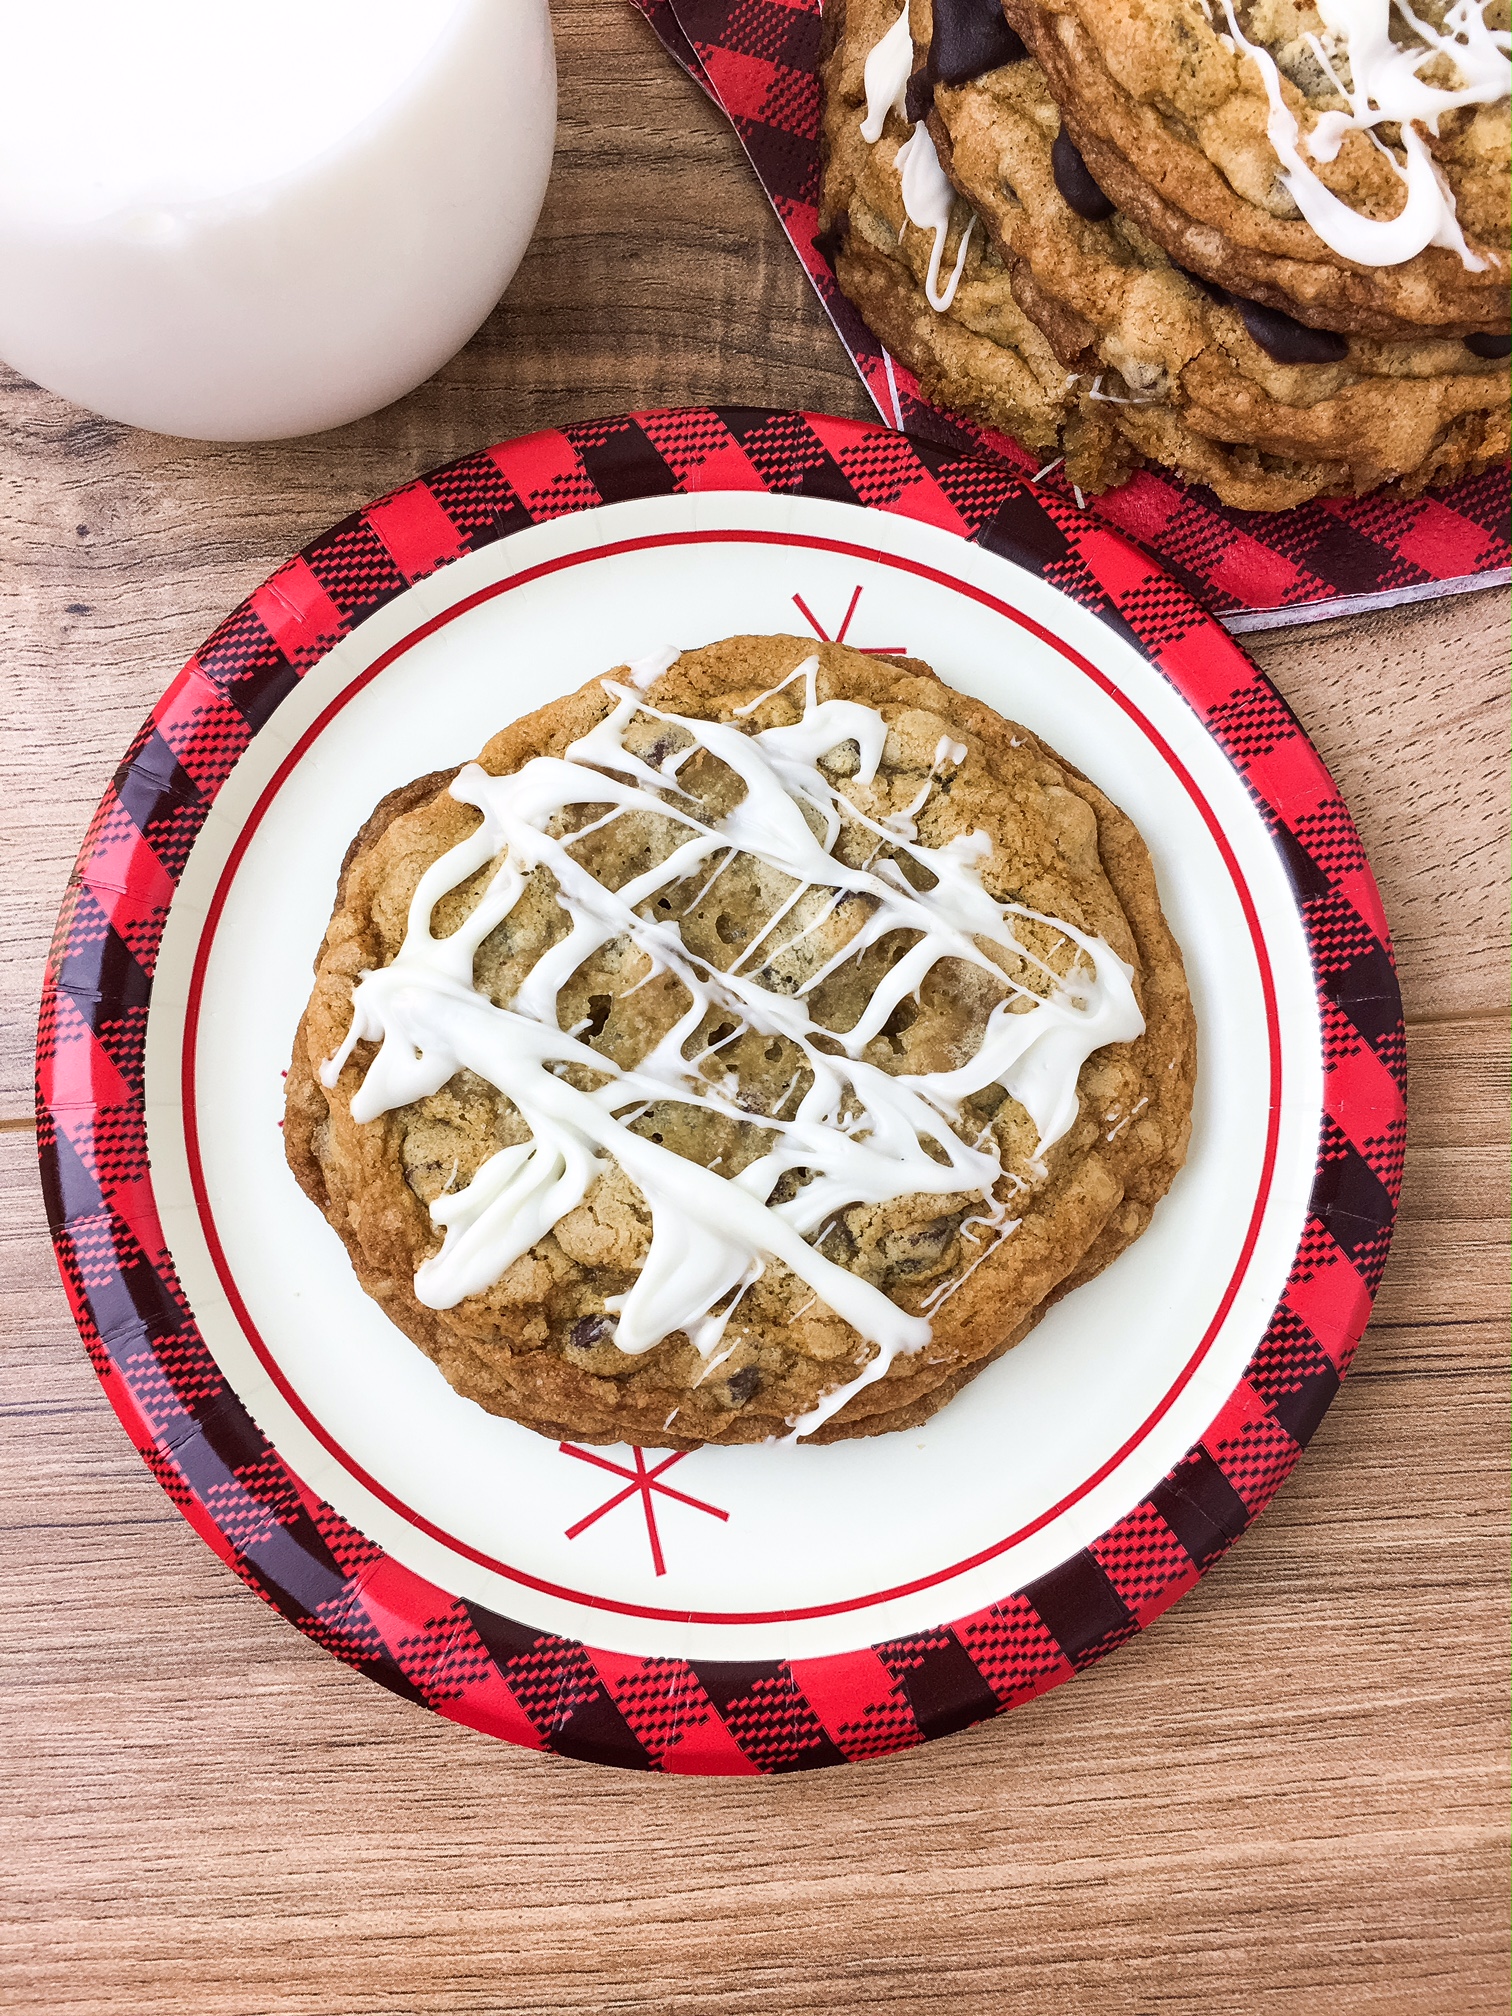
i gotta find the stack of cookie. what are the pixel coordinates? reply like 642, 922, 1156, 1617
818, 0, 1510, 508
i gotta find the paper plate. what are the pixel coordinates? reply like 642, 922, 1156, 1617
37, 408, 1405, 1771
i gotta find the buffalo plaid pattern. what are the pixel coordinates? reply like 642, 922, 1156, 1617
36, 412, 1405, 1771
629, 0, 1511, 624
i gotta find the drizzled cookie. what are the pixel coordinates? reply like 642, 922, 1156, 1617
817, 0, 1509, 505
286, 635, 1195, 1447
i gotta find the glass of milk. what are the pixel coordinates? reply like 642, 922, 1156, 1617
0, 0, 555, 440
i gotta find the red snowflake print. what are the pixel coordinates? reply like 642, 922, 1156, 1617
559, 1444, 729, 1576
792, 583, 905, 656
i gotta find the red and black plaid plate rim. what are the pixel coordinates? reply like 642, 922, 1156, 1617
36, 407, 1405, 1772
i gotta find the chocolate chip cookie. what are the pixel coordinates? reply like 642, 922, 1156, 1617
286, 635, 1196, 1448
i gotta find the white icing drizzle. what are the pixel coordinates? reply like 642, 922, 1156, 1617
1220, 0, 1509, 270
323, 656, 1143, 1438
861, 2, 914, 140
858, 3, 977, 310
626, 643, 680, 692
897, 124, 979, 309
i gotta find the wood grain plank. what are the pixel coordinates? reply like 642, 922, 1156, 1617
1245, 598, 1510, 1024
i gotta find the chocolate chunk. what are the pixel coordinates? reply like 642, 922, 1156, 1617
928, 0, 1027, 86
1177, 266, 1350, 363
570, 1314, 616, 1350
1231, 295, 1348, 364
811, 214, 848, 267
1465, 331, 1511, 359
724, 1366, 762, 1406
1051, 128, 1114, 221
905, 67, 935, 123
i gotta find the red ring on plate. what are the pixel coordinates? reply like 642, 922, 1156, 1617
181, 527, 1281, 1623
36, 409, 1405, 1771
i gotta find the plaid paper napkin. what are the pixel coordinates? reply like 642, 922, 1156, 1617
631, 0, 1510, 628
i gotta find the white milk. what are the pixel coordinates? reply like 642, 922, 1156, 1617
0, 0, 555, 438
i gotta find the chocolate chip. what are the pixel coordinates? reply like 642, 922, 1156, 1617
928, 0, 1027, 86
905, 68, 935, 122
570, 1314, 616, 1350
1465, 331, 1511, 359
1051, 128, 1114, 221
811, 215, 847, 267
724, 1366, 762, 1406
1231, 295, 1348, 364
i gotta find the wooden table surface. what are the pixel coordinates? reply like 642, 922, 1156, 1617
2, 9, 1507, 2012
